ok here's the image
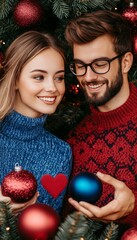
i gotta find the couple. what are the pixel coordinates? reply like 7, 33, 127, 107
0, 10, 136, 229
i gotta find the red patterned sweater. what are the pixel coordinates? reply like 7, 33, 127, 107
66, 83, 137, 227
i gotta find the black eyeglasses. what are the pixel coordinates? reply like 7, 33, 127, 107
69, 53, 125, 76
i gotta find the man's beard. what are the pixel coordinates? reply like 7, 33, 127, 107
81, 67, 123, 107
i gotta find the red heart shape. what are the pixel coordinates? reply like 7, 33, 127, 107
40, 174, 68, 198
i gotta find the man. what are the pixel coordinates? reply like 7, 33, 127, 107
64, 10, 137, 227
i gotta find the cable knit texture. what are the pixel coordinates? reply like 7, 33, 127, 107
0, 111, 72, 213
66, 83, 137, 227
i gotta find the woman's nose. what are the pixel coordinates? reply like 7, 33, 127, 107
43, 78, 57, 92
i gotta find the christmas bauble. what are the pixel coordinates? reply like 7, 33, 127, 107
18, 203, 60, 240
121, 227, 137, 240
13, 0, 43, 27
69, 172, 102, 204
1, 163, 37, 203
122, 2, 137, 25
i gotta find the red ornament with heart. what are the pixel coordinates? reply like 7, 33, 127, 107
41, 174, 68, 198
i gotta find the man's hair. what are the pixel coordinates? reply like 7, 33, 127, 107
65, 10, 134, 54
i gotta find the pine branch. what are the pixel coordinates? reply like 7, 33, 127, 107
0, 203, 121, 240
103, 0, 120, 10
54, 211, 91, 239
0, 18, 20, 49
50, 0, 120, 20
69, 0, 120, 14
70, 0, 89, 16
0, 201, 21, 240
0, 0, 16, 20
99, 222, 119, 240
52, 0, 70, 19
54, 211, 120, 240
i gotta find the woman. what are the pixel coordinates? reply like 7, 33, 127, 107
0, 31, 72, 214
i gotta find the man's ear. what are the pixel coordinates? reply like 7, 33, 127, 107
122, 52, 133, 73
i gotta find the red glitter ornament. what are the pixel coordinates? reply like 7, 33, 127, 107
18, 203, 60, 240
121, 227, 137, 240
1, 163, 37, 203
13, 0, 43, 27
122, 1, 137, 25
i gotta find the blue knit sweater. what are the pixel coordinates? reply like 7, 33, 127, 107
0, 111, 72, 213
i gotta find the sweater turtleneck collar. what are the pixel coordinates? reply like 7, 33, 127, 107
90, 83, 137, 129
0, 111, 47, 140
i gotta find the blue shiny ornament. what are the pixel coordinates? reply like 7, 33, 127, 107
69, 172, 102, 204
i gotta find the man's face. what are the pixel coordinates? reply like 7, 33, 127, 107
73, 35, 124, 108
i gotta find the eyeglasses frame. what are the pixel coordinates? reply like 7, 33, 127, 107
69, 52, 126, 76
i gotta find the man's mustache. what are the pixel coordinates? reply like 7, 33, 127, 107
81, 79, 108, 86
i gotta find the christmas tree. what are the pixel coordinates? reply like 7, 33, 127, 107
0, 201, 121, 240
0, 1, 137, 239
0, 0, 121, 48
0, 0, 137, 137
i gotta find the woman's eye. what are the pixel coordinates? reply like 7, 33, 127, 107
55, 76, 65, 81
34, 75, 44, 80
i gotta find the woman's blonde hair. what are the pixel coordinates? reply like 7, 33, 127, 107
0, 31, 65, 120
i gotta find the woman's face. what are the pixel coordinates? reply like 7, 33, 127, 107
14, 48, 65, 118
